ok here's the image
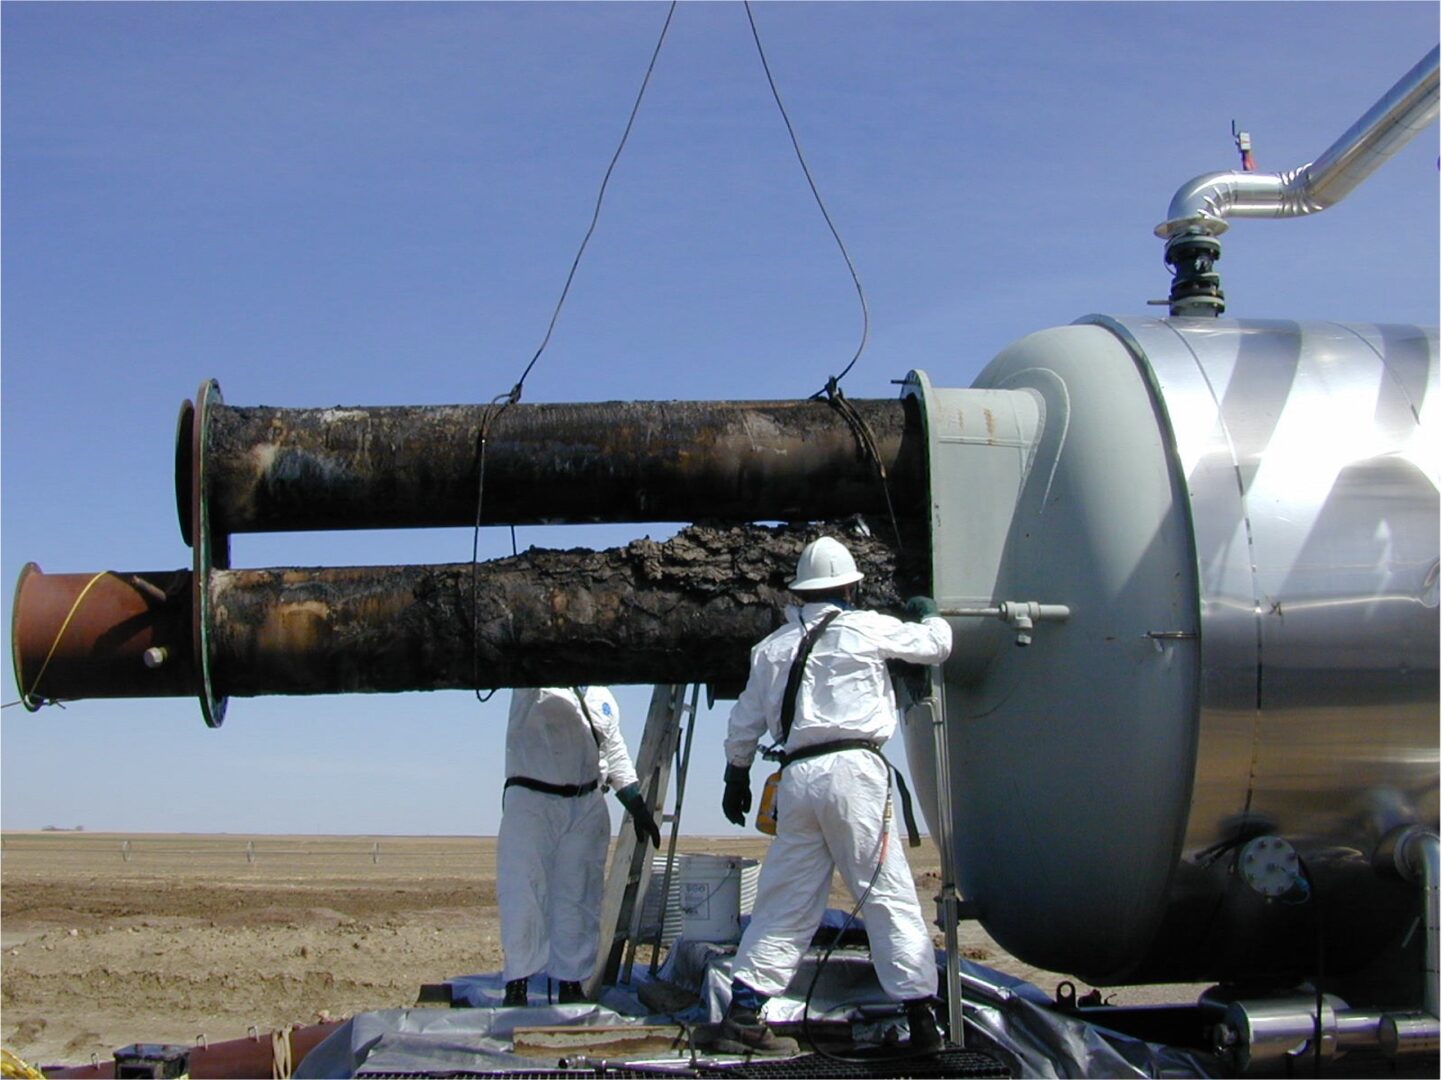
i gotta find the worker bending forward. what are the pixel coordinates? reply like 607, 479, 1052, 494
715, 537, 952, 1056
498, 687, 660, 1006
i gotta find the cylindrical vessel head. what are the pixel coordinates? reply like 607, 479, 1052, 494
908, 317, 1439, 993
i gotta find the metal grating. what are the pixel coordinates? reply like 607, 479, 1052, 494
356, 1071, 671, 1079
355, 1048, 1010, 1079
693, 1049, 1010, 1078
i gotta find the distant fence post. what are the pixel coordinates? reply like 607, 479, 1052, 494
121, 839, 132, 863
371, 841, 381, 865
245, 840, 255, 864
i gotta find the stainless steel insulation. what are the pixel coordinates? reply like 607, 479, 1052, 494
1156, 45, 1439, 237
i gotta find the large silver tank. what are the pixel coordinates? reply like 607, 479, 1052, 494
902, 316, 1438, 996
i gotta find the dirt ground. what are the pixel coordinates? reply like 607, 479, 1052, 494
0, 831, 1199, 1071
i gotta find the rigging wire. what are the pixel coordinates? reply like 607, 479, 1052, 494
743, 3, 904, 585
513, 0, 678, 399
823, 378, 904, 552
743, 0, 870, 395
468, 2, 677, 704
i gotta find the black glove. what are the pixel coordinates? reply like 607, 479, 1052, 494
904, 595, 940, 621
616, 782, 661, 848
722, 763, 752, 827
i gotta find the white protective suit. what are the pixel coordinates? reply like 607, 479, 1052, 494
497, 686, 638, 983
725, 602, 952, 1001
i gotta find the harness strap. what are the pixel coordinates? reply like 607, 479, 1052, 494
778, 610, 842, 746
571, 687, 604, 750
504, 776, 600, 799
780, 739, 922, 848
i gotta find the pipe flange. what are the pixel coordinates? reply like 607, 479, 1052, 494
191, 379, 229, 728
175, 398, 196, 548
1238, 835, 1302, 899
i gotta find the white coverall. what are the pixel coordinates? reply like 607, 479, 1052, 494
725, 602, 953, 1001
498, 687, 638, 983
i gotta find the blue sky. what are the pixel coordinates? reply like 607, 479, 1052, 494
2, 2, 1437, 836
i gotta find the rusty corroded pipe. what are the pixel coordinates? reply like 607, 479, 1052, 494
12, 525, 911, 717
10, 564, 198, 706
43, 1020, 346, 1078
177, 382, 924, 542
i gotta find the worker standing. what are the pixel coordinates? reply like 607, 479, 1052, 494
497, 686, 661, 1006
710, 536, 952, 1056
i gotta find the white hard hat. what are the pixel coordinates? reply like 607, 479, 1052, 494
790, 536, 864, 591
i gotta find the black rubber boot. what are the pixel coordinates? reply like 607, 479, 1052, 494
558, 980, 586, 1004
904, 997, 943, 1054
713, 1002, 801, 1057
502, 977, 528, 1007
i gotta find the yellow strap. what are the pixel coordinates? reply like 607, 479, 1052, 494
21, 570, 109, 708
1, 1046, 46, 1079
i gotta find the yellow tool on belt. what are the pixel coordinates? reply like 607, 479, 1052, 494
755, 770, 781, 835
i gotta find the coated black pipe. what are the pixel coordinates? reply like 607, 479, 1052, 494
178, 388, 924, 542
13, 524, 910, 706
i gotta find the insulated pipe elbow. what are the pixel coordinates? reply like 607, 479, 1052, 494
1155, 170, 1297, 237
1156, 44, 1439, 239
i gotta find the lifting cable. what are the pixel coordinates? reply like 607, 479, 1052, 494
512, 0, 679, 402
743, 4, 903, 553
745, 14, 912, 1039
825, 377, 904, 551
743, 1, 870, 396
469, 2, 678, 703
469, 3, 901, 700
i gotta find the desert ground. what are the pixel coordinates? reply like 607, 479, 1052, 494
1, 831, 1198, 1071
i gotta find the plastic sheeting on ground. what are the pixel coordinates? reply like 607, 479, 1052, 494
292, 1000, 662, 1078
295, 911, 1223, 1078
447, 969, 654, 1017
660, 930, 1221, 1078
954, 971, 1222, 1079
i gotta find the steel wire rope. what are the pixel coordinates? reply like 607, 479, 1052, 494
743, 0, 870, 395
742, 5, 906, 563
467, 2, 678, 704
514, 0, 678, 398
825, 378, 905, 553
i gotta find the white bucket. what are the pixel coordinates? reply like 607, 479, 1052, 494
639, 854, 759, 945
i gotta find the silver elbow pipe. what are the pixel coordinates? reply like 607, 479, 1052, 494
1212, 829, 1440, 1070
1403, 829, 1439, 1023
1156, 45, 1439, 238
1379, 827, 1440, 1057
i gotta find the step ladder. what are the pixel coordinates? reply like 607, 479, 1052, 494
585, 683, 703, 995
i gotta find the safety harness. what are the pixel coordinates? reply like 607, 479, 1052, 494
503, 689, 606, 801
769, 609, 922, 847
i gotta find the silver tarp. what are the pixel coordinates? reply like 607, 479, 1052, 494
295, 914, 1222, 1078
